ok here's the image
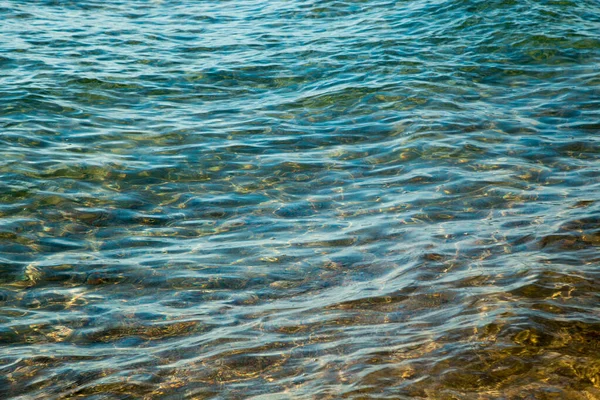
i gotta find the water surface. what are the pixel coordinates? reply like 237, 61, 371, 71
1, 0, 600, 398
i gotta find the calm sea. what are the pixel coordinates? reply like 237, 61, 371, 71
1, 0, 599, 398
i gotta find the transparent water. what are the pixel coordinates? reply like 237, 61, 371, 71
1, 0, 600, 398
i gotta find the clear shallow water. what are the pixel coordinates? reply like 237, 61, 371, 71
1, 0, 600, 398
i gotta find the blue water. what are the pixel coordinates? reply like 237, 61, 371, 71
1, 0, 600, 398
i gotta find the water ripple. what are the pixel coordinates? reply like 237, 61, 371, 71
1, 0, 600, 398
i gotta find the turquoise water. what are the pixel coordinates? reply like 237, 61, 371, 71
1, 0, 600, 398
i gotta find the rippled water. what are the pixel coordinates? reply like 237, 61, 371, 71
1, 0, 600, 398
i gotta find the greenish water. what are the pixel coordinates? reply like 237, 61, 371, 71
1, 0, 600, 398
